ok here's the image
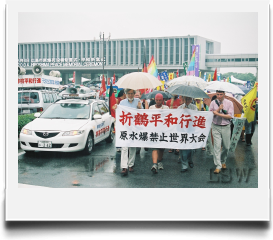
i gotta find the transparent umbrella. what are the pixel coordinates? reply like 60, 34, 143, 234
140, 90, 173, 99
205, 81, 245, 95
115, 72, 162, 90
167, 76, 209, 90
166, 85, 210, 99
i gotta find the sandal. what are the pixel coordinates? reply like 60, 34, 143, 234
169, 149, 174, 153
241, 139, 245, 142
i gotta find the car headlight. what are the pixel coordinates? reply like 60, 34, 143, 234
21, 128, 32, 135
62, 130, 85, 136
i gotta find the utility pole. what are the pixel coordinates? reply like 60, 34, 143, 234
100, 32, 111, 83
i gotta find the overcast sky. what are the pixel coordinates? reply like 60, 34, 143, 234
18, 8, 258, 75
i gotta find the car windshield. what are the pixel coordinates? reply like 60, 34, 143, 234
18, 92, 40, 104
40, 103, 90, 119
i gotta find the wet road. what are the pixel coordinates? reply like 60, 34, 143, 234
18, 125, 258, 188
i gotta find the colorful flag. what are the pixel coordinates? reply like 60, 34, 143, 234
148, 55, 158, 78
213, 68, 217, 81
107, 77, 110, 86
208, 74, 211, 82
169, 73, 174, 80
159, 71, 169, 81
176, 69, 179, 78
192, 45, 200, 77
72, 71, 75, 83
186, 46, 196, 76
108, 80, 116, 118
241, 83, 258, 122
204, 72, 207, 82
112, 73, 116, 85
99, 75, 106, 96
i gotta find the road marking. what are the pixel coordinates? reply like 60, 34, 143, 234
18, 151, 25, 156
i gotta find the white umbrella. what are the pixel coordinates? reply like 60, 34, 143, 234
115, 72, 162, 90
167, 76, 208, 90
205, 81, 245, 95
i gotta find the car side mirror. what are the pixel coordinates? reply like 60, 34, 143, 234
34, 113, 41, 118
93, 114, 102, 120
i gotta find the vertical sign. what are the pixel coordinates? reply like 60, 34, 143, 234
192, 45, 200, 77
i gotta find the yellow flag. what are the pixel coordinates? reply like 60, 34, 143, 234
208, 74, 211, 82
199, 71, 201, 78
156, 81, 165, 91
169, 73, 174, 80
241, 83, 258, 122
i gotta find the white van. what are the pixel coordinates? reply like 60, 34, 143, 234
18, 90, 58, 115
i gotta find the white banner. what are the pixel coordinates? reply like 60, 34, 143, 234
116, 105, 213, 149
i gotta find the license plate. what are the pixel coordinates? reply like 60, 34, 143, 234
23, 110, 30, 113
38, 141, 52, 148
69, 94, 79, 97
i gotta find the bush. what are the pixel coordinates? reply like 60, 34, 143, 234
18, 113, 36, 137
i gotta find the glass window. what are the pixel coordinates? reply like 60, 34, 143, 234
92, 103, 101, 117
58, 43, 61, 58
120, 41, 123, 64
130, 40, 134, 64
43, 44, 46, 58
69, 43, 72, 58
48, 93, 54, 103
108, 42, 111, 64
221, 59, 227, 62
164, 39, 168, 64
98, 103, 108, 115
87, 42, 90, 58
125, 41, 128, 64
40, 103, 90, 119
54, 43, 57, 58
96, 42, 99, 57
175, 39, 179, 64
92, 42, 95, 58
113, 41, 116, 64
158, 39, 162, 64
184, 38, 188, 61
18, 92, 40, 104
135, 41, 139, 64
140, 40, 144, 63
52, 93, 57, 101
151, 40, 154, 58
102, 102, 109, 113
235, 58, 241, 62
43, 93, 50, 103
249, 58, 256, 61
170, 39, 174, 64
62, 43, 65, 58
145, 40, 149, 61
78, 43, 81, 60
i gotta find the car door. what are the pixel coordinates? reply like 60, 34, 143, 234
91, 102, 104, 143
97, 102, 111, 140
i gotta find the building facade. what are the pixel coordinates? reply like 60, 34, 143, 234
18, 35, 257, 85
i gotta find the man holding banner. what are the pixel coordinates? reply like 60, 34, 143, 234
113, 88, 143, 176
209, 91, 234, 174
178, 97, 198, 172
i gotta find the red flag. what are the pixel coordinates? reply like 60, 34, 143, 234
99, 75, 106, 96
72, 71, 75, 83
176, 69, 179, 78
213, 68, 217, 81
112, 73, 116, 85
108, 81, 116, 118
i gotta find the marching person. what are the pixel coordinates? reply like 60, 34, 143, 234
115, 89, 126, 152
149, 93, 169, 173
209, 90, 234, 174
177, 96, 198, 172
166, 95, 182, 155
113, 88, 143, 176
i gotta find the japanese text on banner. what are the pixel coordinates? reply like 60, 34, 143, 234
116, 105, 213, 149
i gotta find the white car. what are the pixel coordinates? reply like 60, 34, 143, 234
20, 98, 115, 155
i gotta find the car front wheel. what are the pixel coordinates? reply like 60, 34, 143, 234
83, 132, 93, 155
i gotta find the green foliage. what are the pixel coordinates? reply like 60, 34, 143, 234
18, 113, 36, 137
221, 72, 256, 83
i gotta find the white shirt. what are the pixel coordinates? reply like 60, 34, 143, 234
178, 103, 198, 111
149, 104, 169, 109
